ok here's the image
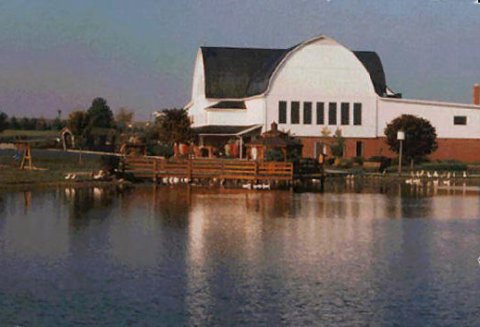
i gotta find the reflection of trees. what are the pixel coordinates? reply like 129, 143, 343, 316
110, 185, 192, 229
400, 196, 433, 219
243, 191, 294, 219
63, 187, 115, 231
153, 186, 191, 228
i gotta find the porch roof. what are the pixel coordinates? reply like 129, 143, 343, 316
207, 101, 246, 110
192, 124, 262, 136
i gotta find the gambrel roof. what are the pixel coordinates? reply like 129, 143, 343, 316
200, 45, 387, 99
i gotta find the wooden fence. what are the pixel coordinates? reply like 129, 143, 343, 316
122, 157, 294, 182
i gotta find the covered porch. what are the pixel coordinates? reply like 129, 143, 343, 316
192, 124, 262, 159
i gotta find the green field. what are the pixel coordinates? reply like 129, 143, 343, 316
0, 129, 60, 138
0, 149, 105, 186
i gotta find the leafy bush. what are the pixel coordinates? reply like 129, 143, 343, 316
286, 148, 302, 163
297, 158, 321, 174
352, 156, 364, 165
418, 161, 467, 171
367, 156, 388, 163
148, 143, 174, 158
100, 155, 119, 173
265, 149, 284, 162
339, 158, 354, 169
366, 156, 392, 171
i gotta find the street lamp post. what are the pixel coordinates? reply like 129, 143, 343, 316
397, 130, 405, 175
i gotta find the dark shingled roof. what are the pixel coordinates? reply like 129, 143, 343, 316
201, 46, 387, 98
192, 125, 261, 135
201, 47, 289, 99
353, 51, 387, 96
207, 101, 246, 109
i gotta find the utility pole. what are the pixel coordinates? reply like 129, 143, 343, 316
397, 130, 405, 175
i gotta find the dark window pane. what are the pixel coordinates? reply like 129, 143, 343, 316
279, 101, 287, 124
454, 116, 467, 125
341, 102, 349, 125
356, 141, 363, 157
316, 102, 324, 124
354, 103, 362, 126
291, 101, 300, 124
303, 102, 312, 124
328, 103, 337, 125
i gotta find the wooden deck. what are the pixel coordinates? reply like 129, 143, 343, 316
122, 157, 294, 182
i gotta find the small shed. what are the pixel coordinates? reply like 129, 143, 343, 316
246, 122, 303, 161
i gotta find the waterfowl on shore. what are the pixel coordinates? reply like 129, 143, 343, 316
346, 174, 355, 180
242, 183, 252, 190
405, 178, 421, 185
93, 170, 107, 180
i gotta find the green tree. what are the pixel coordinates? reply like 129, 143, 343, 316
9, 116, 19, 129
155, 108, 193, 145
51, 109, 64, 130
0, 112, 8, 132
67, 111, 89, 146
330, 128, 345, 158
115, 107, 134, 132
384, 114, 438, 162
19, 117, 36, 130
52, 117, 64, 130
87, 98, 114, 128
35, 117, 48, 130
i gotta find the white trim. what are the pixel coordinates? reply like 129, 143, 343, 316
204, 108, 246, 112
237, 124, 263, 136
380, 97, 480, 110
202, 94, 265, 102
184, 100, 194, 109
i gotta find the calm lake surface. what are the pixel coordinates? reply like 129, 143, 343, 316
0, 183, 479, 326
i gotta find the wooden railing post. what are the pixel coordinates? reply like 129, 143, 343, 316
153, 159, 158, 182
188, 158, 192, 180
254, 160, 259, 183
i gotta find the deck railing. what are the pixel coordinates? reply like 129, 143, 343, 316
122, 157, 294, 182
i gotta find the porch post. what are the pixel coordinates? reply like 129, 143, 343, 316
239, 136, 243, 159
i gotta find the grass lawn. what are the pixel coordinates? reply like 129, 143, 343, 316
0, 129, 60, 138
0, 149, 105, 185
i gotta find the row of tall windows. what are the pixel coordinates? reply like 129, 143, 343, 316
278, 101, 362, 126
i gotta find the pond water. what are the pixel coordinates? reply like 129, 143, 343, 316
0, 183, 479, 326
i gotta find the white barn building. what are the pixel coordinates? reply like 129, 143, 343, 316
186, 35, 480, 161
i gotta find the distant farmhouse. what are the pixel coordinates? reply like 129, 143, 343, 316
185, 35, 480, 161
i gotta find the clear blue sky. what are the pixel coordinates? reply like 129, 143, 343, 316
0, 0, 479, 120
